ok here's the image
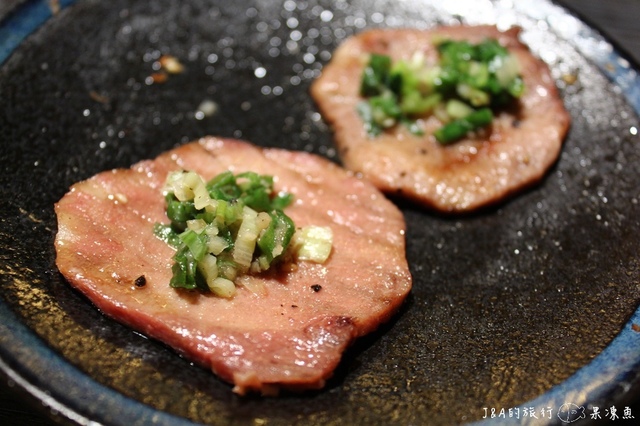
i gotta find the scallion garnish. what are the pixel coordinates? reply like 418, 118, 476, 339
357, 38, 524, 144
154, 170, 332, 297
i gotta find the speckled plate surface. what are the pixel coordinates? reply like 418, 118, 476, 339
1, 1, 640, 425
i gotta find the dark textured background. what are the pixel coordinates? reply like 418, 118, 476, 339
1, 0, 640, 425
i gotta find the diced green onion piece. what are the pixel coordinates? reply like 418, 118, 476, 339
187, 218, 207, 234
456, 83, 490, 107
232, 206, 259, 272
217, 257, 238, 281
445, 99, 474, 120
207, 235, 229, 255
179, 229, 208, 262
357, 101, 383, 137
508, 76, 525, 98
257, 210, 295, 265
493, 54, 520, 87
293, 226, 334, 263
165, 197, 197, 226
434, 107, 494, 144
360, 53, 392, 96
271, 192, 294, 211
198, 254, 219, 288
467, 61, 489, 87
236, 172, 274, 212
153, 223, 181, 248
210, 277, 236, 298
400, 92, 441, 115
170, 246, 199, 290
170, 171, 201, 202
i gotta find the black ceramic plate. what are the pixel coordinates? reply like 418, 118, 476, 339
1, 1, 640, 425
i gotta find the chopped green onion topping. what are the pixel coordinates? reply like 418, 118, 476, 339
154, 170, 332, 297
357, 37, 524, 144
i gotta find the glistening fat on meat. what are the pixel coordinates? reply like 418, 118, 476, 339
54, 137, 412, 395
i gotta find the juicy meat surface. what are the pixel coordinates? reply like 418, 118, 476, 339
311, 25, 571, 213
54, 137, 412, 395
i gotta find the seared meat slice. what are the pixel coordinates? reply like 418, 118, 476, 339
311, 26, 570, 213
54, 137, 411, 395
